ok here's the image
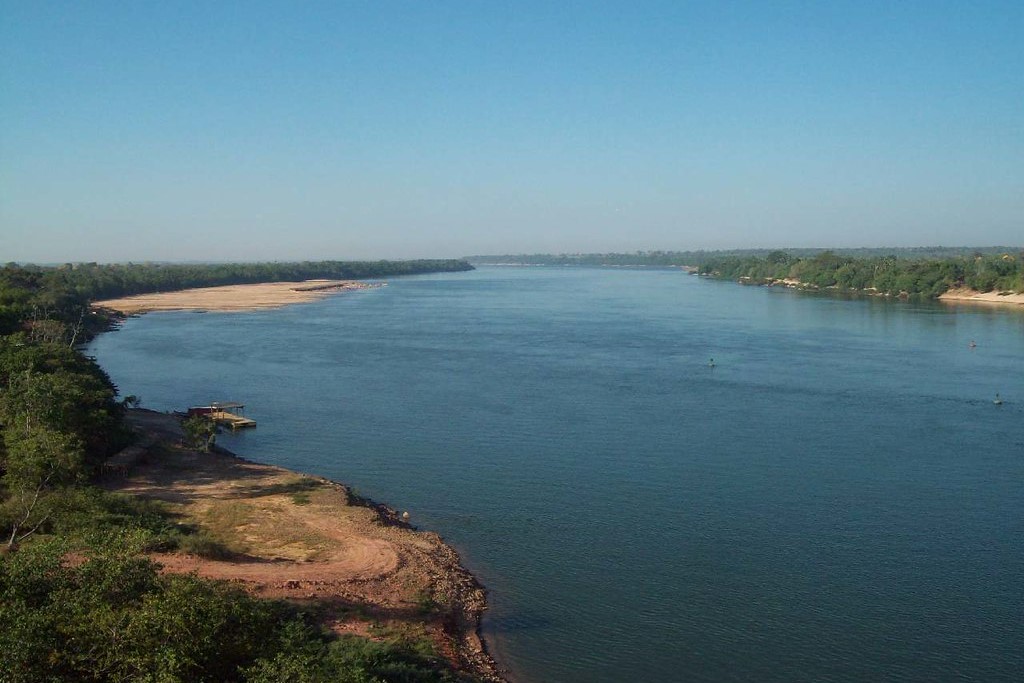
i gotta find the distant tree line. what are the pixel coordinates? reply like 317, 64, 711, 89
0, 260, 481, 682
468, 246, 1022, 267
0, 259, 473, 338
697, 250, 1024, 298
16, 259, 473, 302
466, 248, 1024, 298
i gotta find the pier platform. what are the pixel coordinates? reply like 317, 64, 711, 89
187, 402, 257, 430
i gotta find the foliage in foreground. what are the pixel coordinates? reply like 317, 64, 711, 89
0, 336, 127, 547
0, 533, 460, 683
181, 414, 218, 452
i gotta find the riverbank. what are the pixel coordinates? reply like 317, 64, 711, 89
938, 287, 1024, 306
732, 276, 1024, 307
92, 279, 383, 314
105, 409, 506, 682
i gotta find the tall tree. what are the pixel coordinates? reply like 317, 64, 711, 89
0, 370, 89, 547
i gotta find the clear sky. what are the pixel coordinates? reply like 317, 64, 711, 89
1, 1, 1021, 262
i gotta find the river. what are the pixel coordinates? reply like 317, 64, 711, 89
90, 266, 1024, 682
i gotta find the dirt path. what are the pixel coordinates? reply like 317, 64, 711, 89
103, 410, 504, 681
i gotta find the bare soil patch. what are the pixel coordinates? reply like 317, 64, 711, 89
103, 410, 503, 681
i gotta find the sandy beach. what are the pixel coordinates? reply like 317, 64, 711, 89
938, 287, 1024, 306
92, 279, 382, 314
759, 279, 1024, 306
104, 410, 506, 682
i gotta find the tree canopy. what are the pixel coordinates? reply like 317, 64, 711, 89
697, 251, 1024, 298
467, 246, 1022, 268
0, 534, 462, 682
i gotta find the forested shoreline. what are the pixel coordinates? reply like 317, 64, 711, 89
468, 249, 1024, 299
697, 250, 1024, 298
468, 246, 1020, 267
0, 260, 482, 683
0, 259, 472, 340
17, 258, 472, 302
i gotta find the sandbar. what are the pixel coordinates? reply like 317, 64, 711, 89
92, 280, 382, 314
938, 287, 1024, 306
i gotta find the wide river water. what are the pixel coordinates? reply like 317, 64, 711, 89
90, 266, 1024, 682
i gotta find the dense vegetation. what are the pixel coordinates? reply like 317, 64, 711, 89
697, 250, 1024, 298
0, 335, 128, 547
8, 259, 473, 306
0, 261, 480, 682
1, 258, 473, 339
1, 532, 463, 683
468, 246, 1021, 267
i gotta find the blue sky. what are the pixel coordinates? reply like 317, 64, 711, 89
1, 1, 1021, 262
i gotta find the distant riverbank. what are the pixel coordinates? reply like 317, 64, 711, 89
735, 277, 1024, 307
93, 279, 383, 314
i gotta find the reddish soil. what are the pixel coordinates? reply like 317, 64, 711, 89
103, 410, 505, 681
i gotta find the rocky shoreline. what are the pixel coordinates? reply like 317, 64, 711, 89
344, 487, 505, 681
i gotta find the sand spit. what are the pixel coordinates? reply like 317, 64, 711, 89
740, 277, 1024, 306
103, 410, 506, 682
938, 287, 1024, 306
92, 280, 383, 314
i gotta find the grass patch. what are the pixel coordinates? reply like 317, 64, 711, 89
368, 622, 439, 659
198, 498, 335, 560
37, 487, 237, 560
48, 488, 180, 547
413, 590, 438, 616
197, 501, 254, 554
174, 530, 235, 560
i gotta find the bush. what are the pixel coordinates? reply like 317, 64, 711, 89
182, 414, 217, 452
174, 530, 235, 560
0, 533, 476, 682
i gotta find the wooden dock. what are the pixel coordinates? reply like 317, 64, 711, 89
209, 410, 257, 430
188, 402, 256, 430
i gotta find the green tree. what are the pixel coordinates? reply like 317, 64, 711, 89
1, 423, 85, 548
181, 415, 217, 452
0, 368, 96, 548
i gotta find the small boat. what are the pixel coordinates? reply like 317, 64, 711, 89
708, 358, 716, 368
993, 393, 1003, 406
